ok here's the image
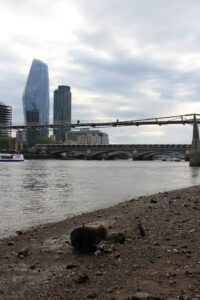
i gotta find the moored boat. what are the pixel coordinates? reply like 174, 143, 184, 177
0, 153, 24, 162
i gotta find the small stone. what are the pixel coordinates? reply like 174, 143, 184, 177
149, 256, 155, 263
107, 288, 114, 293
132, 292, 150, 300
150, 295, 164, 300
152, 242, 159, 246
16, 230, 23, 235
75, 273, 89, 284
172, 248, 179, 254
94, 249, 102, 256
109, 232, 126, 244
7, 241, 14, 246
17, 248, 29, 258
87, 292, 98, 298
169, 280, 176, 286
96, 271, 103, 276
114, 253, 121, 259
179, 295, 189, 300
29, 265, 36, 270
150, 199, 157, 203
165, 273, 171, 278
66, 263, 77, 269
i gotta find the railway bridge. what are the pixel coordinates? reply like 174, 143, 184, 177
35, 143, 191, 160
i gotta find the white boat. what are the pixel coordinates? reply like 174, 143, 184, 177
0, 153, 24, 162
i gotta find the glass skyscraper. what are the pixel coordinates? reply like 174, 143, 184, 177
22, 59, 49, 145
53, 85, 71, 142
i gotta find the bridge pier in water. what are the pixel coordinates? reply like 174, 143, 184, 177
190, 114, 200, 166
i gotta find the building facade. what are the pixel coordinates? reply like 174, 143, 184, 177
53, 85, 71, 142
22, 59, 49, 145
0, 102, 12, 137
16, 130, 27, 144
65, 129, 109, 145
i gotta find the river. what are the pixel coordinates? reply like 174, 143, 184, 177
0, 159, 200, 238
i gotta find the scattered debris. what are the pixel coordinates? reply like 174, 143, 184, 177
17, 248, 29, 258
94, 249, 103, 256
137, 223, 146, 238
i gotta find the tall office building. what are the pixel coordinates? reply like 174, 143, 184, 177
53, 85, 71, 142
22, 59, 49, 145
0, 102, 12, 137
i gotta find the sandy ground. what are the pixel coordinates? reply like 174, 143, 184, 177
0, 185, 200, 300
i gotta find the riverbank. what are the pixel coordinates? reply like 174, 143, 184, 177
0, 185, 200, 299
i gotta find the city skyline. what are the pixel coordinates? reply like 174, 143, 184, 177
0, 0, 200, 144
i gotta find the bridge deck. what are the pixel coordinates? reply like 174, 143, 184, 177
0, 113, 200, 130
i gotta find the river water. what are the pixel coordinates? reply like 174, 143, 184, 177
0, 159, 200, 238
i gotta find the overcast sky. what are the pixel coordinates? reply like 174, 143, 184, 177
0, 0, 200, 143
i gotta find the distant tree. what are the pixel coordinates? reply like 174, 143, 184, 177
30, 136, 61, 146
0, 137, 11, 149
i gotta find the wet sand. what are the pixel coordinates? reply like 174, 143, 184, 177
0, 185, 200, 299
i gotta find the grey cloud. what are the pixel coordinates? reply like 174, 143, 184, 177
106, 123, 192, 144
77, 0, 200, 45
68, 49, 169, 91
56, 44, 200, 129
0, 48, 23, 67
1, 0, 58, 17
68, 47, 200, 103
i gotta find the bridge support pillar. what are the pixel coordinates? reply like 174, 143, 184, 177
132, 149, 138, 160
190, 114, 200, 166
85, 149, 92, 160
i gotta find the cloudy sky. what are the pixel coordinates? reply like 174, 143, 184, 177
0, 0, 200, 143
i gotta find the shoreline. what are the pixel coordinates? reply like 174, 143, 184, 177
0, 185, 200, 299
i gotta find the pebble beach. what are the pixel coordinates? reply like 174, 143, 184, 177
0, 185, 200, 300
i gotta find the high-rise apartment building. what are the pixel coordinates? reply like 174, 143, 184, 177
53, 85, 71, 142
0, 102, 12, 137
22, 59, 49, 145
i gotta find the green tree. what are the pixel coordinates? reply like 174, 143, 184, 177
0, 137, 11, 149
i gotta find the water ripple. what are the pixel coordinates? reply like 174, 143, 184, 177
0, 160, 199, 237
